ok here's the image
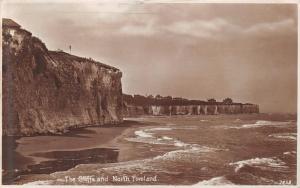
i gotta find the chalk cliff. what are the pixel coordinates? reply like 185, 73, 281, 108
2, 19, 123, 136
123, 94, 259, 117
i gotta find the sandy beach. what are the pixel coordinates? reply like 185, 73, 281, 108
3, 120, 152, 184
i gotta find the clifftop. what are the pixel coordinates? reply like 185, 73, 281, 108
48, 51, 120, 72
2, 18, 120, 73
3, 18, 21, 28
123, 94, 258, 106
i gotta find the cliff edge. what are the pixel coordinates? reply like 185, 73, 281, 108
2, 18, 123, 136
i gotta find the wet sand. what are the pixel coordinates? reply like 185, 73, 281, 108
2, 120, 152, 184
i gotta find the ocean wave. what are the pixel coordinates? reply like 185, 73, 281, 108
125, 135, 196, 149
99, 159, 155, 173
195, 176, 234, 185
283, 151, 296, 156
146, 127, 173, 131
24, 180, 53, 185
55, 146, 218, 178
153, 146, 218, 162
126, 126, 199, 148
221, 120, 293, 129
153, 144, 222, 162
229, 157, 289, 173
134, 130, 153, 138
173, 140, 190, 147
93, 145, 217, 171
162, 136, 173, 140
125, 128, 174, 145
144, 126, 197, 132
241, 120, 291, 128
268, 133, 296, 141
125, 137, 171, 145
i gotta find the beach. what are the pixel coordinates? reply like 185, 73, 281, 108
3, 120, 151, 184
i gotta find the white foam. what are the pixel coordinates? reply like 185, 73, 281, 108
229, 157, 288, 173
134, 130, 153, 138
24, 180, 53, 185
154, 146, 218, 161
271, 135, 296, 140
224, 120, 292, 129
127, 128, 175, 145
127, 126, 197, 148
72, 146, 216, 175
283, 151, 296, 155
196, 176, 234, 185
162, 136, 173, 140
153, 149, 187, 160
242, 120, 291, 128
99, 159, 154, 172
268, 133, 297, 141
146, 127, 173, 131
125, 137, 167, 145
174, 140, 189, 147
145, 126, 198, 132
128, 126, 221, 154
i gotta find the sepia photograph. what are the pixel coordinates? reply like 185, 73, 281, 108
1, 0, 298, 186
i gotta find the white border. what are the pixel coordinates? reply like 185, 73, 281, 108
0, 0, 298, 188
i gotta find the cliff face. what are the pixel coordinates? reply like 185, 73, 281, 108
123, 95, 259, 117
2, 19, 123, 136
123, 104, 259, 116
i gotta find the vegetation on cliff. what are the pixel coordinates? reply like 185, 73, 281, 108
123, 94, 252, 106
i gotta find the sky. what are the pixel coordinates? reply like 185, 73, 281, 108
2, 1, 298, 113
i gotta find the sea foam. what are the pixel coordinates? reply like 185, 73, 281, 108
283, 150, 296, 156
196, 176, 234, 185
241, 120, 291, 128
268, 133, 296, 141
134, 130, 153, 138
222, 120, 293, 129
24, 180, 53, 185
229, 157, 289, 173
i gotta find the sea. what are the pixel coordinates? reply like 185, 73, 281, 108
3, 113, 297, 185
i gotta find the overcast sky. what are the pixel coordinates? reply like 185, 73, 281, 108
2, 2, 297, 113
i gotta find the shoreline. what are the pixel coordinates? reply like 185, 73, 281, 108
3, 120, 149, 185
3, 114, 296, 185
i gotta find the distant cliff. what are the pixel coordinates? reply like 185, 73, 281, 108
123, 94, 259, 116
2, 18, 123, 136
